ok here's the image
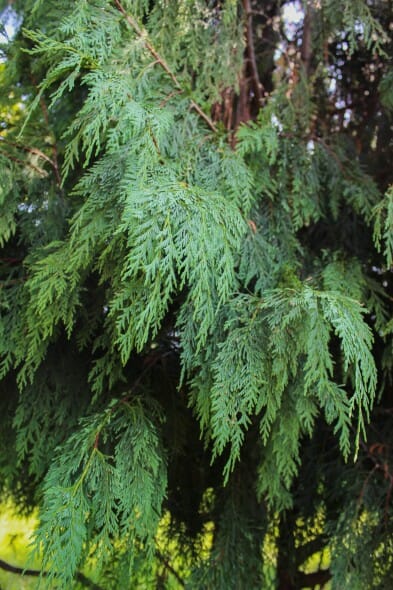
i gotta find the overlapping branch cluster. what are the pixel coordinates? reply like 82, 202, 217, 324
0, 0, 392, 588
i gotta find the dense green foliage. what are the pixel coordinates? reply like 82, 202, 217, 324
0, 1, 393, 588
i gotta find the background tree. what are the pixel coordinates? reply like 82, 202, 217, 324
0, 1, 393, 588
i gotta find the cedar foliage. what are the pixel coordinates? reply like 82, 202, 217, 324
0, 1, 393, 588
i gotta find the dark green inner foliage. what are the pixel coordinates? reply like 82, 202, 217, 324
0, 1, 393, 588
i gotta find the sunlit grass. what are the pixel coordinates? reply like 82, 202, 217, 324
0, 500, 39, 589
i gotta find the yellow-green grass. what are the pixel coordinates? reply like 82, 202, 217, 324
0, 500, 40, 589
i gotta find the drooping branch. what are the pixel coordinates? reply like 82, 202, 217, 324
113, 0, 217, 133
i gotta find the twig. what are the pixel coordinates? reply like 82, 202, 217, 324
311, 135, 346, 174
0, 149, 47, 176
159, 89, 183, 108
156, 550, 185, 587
0, 559, 43, 577
0, 558, 104, 590
113, 0, 217, 133
29, 74, 62, 187
0, 135, 55, 167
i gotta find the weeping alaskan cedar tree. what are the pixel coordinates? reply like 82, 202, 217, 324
0, 0, 393, 588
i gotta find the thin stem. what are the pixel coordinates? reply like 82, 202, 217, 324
0, 148, 47, 176
113, 0, 217, 133
0, 559, 103, 590
0, 136, 55, 167
156, 550, 185, 587
72, 447, 98, 495
29, 74, 63, 187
